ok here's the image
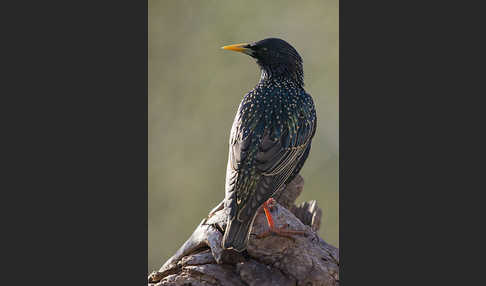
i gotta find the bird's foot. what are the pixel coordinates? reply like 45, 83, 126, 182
256, 197, 305, 241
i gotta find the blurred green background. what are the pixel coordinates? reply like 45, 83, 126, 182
149, 0, 338, 272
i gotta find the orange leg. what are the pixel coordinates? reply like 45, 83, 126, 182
262, 198, 276, 228
257, 198, 305, 240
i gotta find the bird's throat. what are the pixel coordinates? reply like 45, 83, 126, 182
258, 63, 304, 87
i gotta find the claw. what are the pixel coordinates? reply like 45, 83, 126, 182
257, 198, 305, 240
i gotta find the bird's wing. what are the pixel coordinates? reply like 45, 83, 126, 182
225, 100, 316, 221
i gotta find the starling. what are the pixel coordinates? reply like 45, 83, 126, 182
220, 38, 317, 252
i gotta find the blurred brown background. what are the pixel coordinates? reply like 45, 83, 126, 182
149, 0, 338, 272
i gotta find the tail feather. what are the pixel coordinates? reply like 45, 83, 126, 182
222, 215, 257, 252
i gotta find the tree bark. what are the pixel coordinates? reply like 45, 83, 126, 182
148, 175, 339, 286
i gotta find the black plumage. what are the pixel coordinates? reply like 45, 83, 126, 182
221, 38, 317, 252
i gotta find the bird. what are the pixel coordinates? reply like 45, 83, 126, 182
220, 38, 317, 252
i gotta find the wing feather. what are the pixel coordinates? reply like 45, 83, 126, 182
225, 92, 316, 222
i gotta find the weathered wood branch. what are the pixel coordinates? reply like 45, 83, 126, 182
148, 175, 339, 286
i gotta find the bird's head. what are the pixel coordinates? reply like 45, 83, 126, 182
222, 38, 304, 86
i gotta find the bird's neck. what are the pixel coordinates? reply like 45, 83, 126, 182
258, 64, 304, 87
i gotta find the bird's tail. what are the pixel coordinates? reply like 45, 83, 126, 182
222, 215, 257, 252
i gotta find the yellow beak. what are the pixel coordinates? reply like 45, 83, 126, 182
221, 43, 253, 55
